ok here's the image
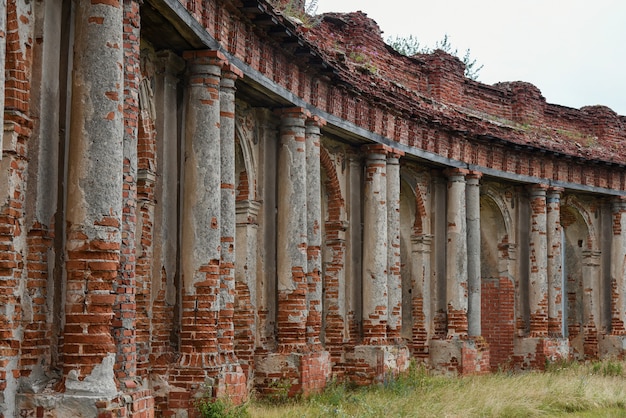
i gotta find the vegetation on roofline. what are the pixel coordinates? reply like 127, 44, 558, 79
387, 34, 484, 80
274, 0, 321, 28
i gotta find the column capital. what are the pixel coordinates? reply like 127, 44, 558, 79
546, 186, 564, 202
276, 107, 310, 127
361, 143, 388, 156
183, 49, 227, 66
466, 170, 483, 181
306, 115, 326, 129
528, 183, 549, 197
612, 195, 626, 212
221, 62, 243, 80
443, 167, 469, 181
411, 233, 433, 247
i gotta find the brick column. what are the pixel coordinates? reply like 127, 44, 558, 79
217, 63, 247, 400
411, 234, 433, 357
528, 184, 549, 337
219, 63, 243, 360
0, 0, 5, 140
178, 50, 223, 376
546, 187, 564, 337
466, 171, 482, 337
323, 220, 348, 361
305, 116, 324, 348
62, 0, 124, 393
362, 144, 389, 345
610, 197, 626, 335
387, 150, 403, 343
277, 107, 308, 350
113, 0, 142, 386
445, 168, 469, 337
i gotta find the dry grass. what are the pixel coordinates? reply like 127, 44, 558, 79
245, 360, 626, 418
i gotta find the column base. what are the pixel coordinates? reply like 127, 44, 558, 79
599, 334, 626, 358
344, 344, 410, 385
513, 336, 569, 370
159, 353, 247, 414
16, 388, 154, 418
254, 350, 332, 397
429, 337, 490, 375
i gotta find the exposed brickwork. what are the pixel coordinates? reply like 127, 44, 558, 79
481, 278, 515, 370
3, 0, 626, 414
114, 0, 142, 385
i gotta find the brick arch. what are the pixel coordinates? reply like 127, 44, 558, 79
399, 169, 428, 235
235, 120, 257, 201
481, 186, 513, 243
320, 146, 344, 222
561, 195, 597, 251
413, 184, 427, 234
479, 187, 515, 371
560, 196, 598, 358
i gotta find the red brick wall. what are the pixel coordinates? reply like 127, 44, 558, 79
481, 277, 515, 370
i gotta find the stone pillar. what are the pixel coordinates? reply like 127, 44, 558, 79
305, 116, 324, 348
445, 168, 469, 337
411, 234, 433, 357
150, 51, 185, 370
179, 50, 223, 372
235, 200, 261, 381
546, 187, 564, 337
610, 197, 626, 335
219, 63, 243, 360
362, 144, 389, 345
466, 171, 482, 337
276, 107, 309, 350
528, 184, 549, 337
582, 250, 601, 357
387, 150, 404, 343
63, 0, 124, 393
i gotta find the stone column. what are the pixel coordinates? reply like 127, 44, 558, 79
179, 50, 223, 367
276, 107, 309, 350
411, 234, 433, 357
610, 197, 626, 335
235, 200, 261, 378
528, 184, 549, 337
466, 171, 482, 337
219, 63, 243, 360
63, 0, 124, 392
362, 144, 389, 345
582, 250, 601, 345
305, 116, 324, 348
387, 150, 403, 343
546, 187, 564, 337
444, 168, 469, 337
151, 52, 185, 366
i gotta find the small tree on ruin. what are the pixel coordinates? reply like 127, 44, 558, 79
387, 33, 484, 80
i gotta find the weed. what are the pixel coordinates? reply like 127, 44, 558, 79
195, 396, 249, 418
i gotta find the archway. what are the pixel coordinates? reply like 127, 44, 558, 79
561, 203, 598, 359
480, 193, 515, 370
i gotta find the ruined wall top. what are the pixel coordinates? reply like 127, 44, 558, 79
298, 10, 625, 162
181, 0, 626, 165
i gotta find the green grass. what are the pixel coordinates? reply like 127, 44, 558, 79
242, 360, 626, 418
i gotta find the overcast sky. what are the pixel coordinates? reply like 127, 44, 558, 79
315, 0, 626, 116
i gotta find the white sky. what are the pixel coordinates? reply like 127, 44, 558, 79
315, 0, 626, 116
